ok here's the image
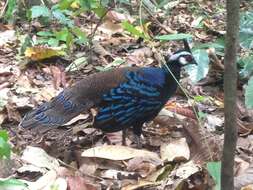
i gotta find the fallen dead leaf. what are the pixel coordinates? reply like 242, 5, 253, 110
43, 177, 67, 190
25, 170, 58, 190
235, 163, 253, 190
160, 138, 190, 162
81, 145, 160, 161
235, 157, 250, 176
50, 65, 66, 89
67, 176, 98, 190
127, 156, 162, 177
106, 10, 133, 23
121, 180, 158, 190
0, 30, 16, 46
175, 161, 200, 179
241, 184, 253, 190
21, 146, 60, 170
25, 46, 65, 61
64, 114, 89, 126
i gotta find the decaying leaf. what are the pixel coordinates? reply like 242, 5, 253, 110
127, 156, 162, 177
160, 138, 190, 162
21, 146, 60, 170
66, 176, 98, 190
0, 30, 16, 46
235, 163, 253, 190
25, 46, 65, 61
82, 145, 160, 161
175, 161, 201, 179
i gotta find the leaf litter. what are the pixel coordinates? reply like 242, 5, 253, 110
0, 0, 253, 189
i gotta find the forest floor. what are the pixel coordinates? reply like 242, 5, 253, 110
0, 0, 253, 189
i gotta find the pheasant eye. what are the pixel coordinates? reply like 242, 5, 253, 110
184, 55, 193, 62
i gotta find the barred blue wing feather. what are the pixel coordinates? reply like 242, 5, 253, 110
94, 69, 165, 132
20, 91, 86, 128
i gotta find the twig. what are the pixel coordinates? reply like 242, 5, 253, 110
0, 0, 9, 18
142, 5, 176, 34
88, 7, 113, 40
87, 7, 112, 65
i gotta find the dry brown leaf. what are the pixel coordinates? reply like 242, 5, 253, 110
26, 170, 58, 190
67, 176, 98, 190
0, 30, 16, 46
78, 157, 98, 176
127, 156, 161, 177
175, 161, 200, 179
5, 102, 22, 122
235, 157, 250, 176
92, 41, 111, 57
82, 145, 160, 161
241, 185, 253, 190
98, 21, 123, 36
21, 146, 60, 170
235, 163, 253, 190
50, 65, 66, 89
64, 114, 89, 126
160, 138, 190, 162
106, 10, 133, 23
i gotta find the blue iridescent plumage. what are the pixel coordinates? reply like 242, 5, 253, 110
19, 50, 196, 146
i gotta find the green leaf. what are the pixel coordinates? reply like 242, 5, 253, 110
52, 9, 74, 27
194, 42, 224, 49
198, 111, 206, 120
72, 27, 88, 44
4, 0, 17, 22
245, 76, 253, 109
48, 38, 60, 47
0, 130, 8, 142
239, 55, 253, 78
55, 28, 69, 42
92, 6, 107, 18
239, 11, 253, 49
207, 162, 221, 190
155, 33, 192, 41
122, 21, 146, 39
37, 31, 54, 37
35, 38, 51, 45
0, 137, 11, 159
66, 32, 74, 49
66, 57, 87, 72
58, 0, 75, 10
0, 178, 27, 190
30, 5, 51, 19
80, 0, 99, 10
184, 49, 210, 83
194, 95, 205, 102
104, 58, 125, 69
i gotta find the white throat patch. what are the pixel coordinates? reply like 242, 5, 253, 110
169, 51, 192, 61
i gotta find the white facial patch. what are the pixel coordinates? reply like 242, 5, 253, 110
169, 51, 192, 61
179, 57, 188, 65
